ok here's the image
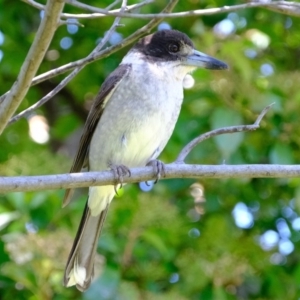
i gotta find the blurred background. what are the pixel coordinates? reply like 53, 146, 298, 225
1, 0, 300, 299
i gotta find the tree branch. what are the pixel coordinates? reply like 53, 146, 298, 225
1, 164, 300, 193
0, 0, 65, 134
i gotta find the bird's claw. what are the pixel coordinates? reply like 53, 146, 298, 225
147, 159, 166, 184
110, 164, 131, 194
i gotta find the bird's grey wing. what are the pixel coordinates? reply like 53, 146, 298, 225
63, 64, 132, 206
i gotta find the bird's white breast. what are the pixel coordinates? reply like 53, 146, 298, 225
89, 51, 190, 171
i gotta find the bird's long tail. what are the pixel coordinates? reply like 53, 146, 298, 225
63, 186, 114, 291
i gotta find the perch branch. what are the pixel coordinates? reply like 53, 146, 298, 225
1, 164, 300, 193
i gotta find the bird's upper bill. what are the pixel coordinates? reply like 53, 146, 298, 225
184, 49, 228, 70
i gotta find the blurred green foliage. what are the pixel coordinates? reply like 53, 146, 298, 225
1, 0, 300, 299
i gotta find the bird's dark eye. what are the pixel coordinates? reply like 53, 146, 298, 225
168, 43, 180, 53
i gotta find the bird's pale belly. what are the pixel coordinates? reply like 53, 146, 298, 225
89, 104, 180, 171
115, 114, 174, 167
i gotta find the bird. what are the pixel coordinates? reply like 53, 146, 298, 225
63, 29, 228, 291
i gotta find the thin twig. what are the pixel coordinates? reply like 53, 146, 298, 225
23, 0, 154, 18
59, 18, 84, 27
21, 0, 44, 10
254, 103, 274, 125
265, 1, 300, 17
7, 0, 179, 124
176, 104, 274, 163
65, 0, 153, 14
104, 0, 122, 11
8, 70, 79, 124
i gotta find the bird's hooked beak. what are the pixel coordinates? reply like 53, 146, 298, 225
185, 49, 228, 70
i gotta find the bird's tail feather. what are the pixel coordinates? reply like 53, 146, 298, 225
63, 201, 109, 291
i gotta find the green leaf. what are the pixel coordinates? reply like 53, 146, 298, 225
141, 230, 170, 258
269, 143, 294, 164
211, 107, 244, 158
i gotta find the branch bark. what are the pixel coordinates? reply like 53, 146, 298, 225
1, 164, 300, 193
0, 0, 65, 134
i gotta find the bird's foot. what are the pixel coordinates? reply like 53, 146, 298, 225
110, 164, 131, 194
146, 159, 166, 184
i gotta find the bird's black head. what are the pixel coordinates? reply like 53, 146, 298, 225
134, 30, 194, 62
133, 29, 228, 70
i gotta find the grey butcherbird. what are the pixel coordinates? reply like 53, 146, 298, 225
63, 29, 228, 291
